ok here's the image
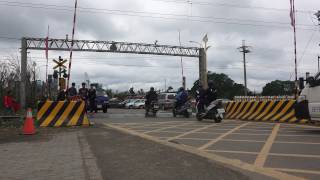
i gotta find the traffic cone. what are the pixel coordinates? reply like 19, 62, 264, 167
23, 108, 36, 135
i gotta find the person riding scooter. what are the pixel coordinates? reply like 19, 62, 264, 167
145, 87, 158, 116
197, 81, 217, 114
173, 87, 191, 118
196, 81, 223, 122
175, 87, 188, 109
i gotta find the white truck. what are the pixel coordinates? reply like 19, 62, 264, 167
298, 73, 320, 121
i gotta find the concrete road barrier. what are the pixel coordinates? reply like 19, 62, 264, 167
37, 101, 90, 127
225, 100, 308, 124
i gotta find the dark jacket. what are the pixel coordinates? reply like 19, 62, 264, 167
67, 87, 77, 97
145, 91, 158, 104
79, 88, 88, 100
88, 89, 96, 101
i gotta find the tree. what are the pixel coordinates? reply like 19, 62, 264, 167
191, 72, 250, 99
261, 80, 295, 96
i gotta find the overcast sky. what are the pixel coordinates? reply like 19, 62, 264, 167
0, 0, 319, 92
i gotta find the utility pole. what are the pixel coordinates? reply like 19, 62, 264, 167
238, 40, 251, 96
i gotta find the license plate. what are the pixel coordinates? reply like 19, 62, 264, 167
154, 105, 159, 109
97, 105, 102, 108
187, 109, 192, 113
217, 109, 225, 113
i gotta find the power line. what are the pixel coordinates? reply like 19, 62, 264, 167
151, 0, 314, 14
0, 1, 316, 30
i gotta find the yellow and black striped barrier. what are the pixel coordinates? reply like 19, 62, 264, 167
225, 100, 309, 124
37, 101, 90, 127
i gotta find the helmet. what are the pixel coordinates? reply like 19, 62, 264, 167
208, 81, 214, 88
150, 87, 154, 91
178, 87, 184, 92
72, 82, 76, 86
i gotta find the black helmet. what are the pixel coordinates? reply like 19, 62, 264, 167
72, 82, 76, 86
208, 81, 215, 89
150, 87, 154, 91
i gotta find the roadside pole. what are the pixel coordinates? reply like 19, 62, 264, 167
20, 37, 27, 110
199, 48, 208, 89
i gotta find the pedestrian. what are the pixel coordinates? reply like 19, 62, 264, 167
67, 82, 77, 100
57, 89, 66, 101
3, 90, 14, 115
79, 83, 88, 101
88, 84, 97, 114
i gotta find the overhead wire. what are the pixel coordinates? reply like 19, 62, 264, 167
151, 0, 314, 14
0, 1, 316, 30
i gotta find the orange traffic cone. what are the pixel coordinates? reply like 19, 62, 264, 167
23, 108, 36, 135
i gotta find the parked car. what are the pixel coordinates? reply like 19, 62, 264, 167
95, 95, 109, 113
158, 93, 176, 110
108, 98, 125, 108
133, 99, 145, 109
125, 99, 139, 109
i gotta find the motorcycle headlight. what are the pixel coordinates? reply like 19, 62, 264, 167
297, 95, 306, 103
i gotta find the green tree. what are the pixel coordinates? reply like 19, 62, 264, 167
190, 72, 250, 99
261, 80, 295, 96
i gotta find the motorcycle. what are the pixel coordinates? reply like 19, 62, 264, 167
196, 99, 225, 123
145, 101, 159, 117
173, 101, 192, 118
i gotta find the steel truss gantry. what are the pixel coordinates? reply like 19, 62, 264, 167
25, 38, 200, 57
20, 37, 207, 109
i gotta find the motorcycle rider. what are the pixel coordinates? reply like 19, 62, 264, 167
198, 81, 217, 113
175, 87, 188, 109
145, 87, 158, 116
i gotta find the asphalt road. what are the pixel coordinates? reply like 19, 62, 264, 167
92, 108, 320, 180
84, 124, 252, 180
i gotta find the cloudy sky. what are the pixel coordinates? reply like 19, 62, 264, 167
0, 0, 319, 92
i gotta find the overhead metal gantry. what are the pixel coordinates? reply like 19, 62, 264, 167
20, 37, 207, 109
25, 38, 200, 57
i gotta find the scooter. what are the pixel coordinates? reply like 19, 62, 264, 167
173, 101, 192, 118
145, 101, 159, 117
196, 99, 225, 123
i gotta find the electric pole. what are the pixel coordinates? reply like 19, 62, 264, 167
238, 40, 251, 96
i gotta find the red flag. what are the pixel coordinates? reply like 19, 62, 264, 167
289, 0, 295, 27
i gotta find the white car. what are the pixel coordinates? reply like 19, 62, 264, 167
125, 99, 139, 109
133, 99, 146, 109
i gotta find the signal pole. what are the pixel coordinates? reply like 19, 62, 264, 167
238, 40, 251, 96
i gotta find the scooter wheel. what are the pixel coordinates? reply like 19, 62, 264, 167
196, 113, 203, 121
184, 111, 190, 118
215, 117, 222, 123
